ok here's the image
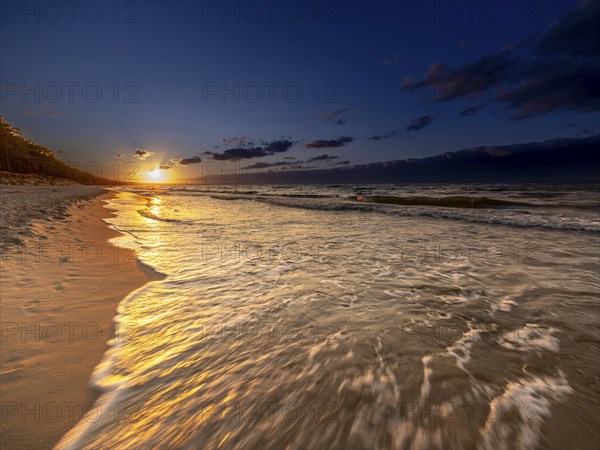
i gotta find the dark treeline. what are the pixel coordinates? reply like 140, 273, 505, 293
0, 117, 125, 185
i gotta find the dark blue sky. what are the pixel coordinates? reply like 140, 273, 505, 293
1, 0, 598, 181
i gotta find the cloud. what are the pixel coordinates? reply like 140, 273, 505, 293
263, 139, 294, 153
243, 162, 273, 169
23, 109, 39, 117
305, 136, 354, 149
23, 107, 59, 118
169, 156, 202, 165
368, 130, 397, 141
116, 154, 124, 159
221, 136, 250, 146
411, 51, 519, 103
212, 148, 268, 161
321, 108, 350, 124
209, 139, 294, 161
334, 160, 350, 165
460, 105, 485, 116
307, 154, 339, 163
401, 76, 414, 88
410, 0, 600, 120
534, 0, 600, 60
159, 165, 172, 170
178, 156, 202, 165
378, 54, 399, 65
134, 148, 154, 160
243, 161, 296, 170
406, 115, 436, 131
501, 60, 600, 120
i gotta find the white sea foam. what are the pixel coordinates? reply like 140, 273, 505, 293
499, 324, 561, 353
478, 370, 573, 450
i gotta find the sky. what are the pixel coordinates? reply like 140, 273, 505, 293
1, 0, 598, 182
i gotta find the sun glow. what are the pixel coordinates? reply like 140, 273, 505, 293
146, 168, 164, 182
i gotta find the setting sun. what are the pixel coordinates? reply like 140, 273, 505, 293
146, 168, 163, 182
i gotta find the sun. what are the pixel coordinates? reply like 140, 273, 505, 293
147, 168, 163, 182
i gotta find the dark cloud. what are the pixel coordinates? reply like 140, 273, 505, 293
321, 108, 351, 125
212, 148, 268, 161
368, 130, 397, 141
334, 160, 350, 165
243, 162, 273, 169
378, 54, 399, 65
221, 136, 250, 146
401, 76, 414, 88
534, 0, 600, 60
134, 148, 154, 160
210, 140, 294, 161
282, 156, 296, 160
172, 156, 202, 165
159, 165, 172, 170
263, 139, 294, 153
180, 156, 202, 165
305, 136, 354, 149
23, 109, 39, 117
321, 108, 350, 123
243, 161, 294, 170
116, 153, 124, 159
501, 60, 600, 120
460, 105, 485, 116
411, 51, 519, 103
23, 107, 59, 118
410, 0, 600, 120
307, 154, 339, 163
406, 115, 435, 131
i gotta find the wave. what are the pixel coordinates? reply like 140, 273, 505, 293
126, 186, 599, 232
358, 195, 533, 208
137, 209, 189, 223
479, 370, 573, 450
165, 188, 336, 199
217, 196, 599, 232
168, 187, 260, 195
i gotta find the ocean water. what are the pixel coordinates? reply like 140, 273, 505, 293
57, 183, 599, 449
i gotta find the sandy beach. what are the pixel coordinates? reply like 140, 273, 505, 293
0, 187, 155, 450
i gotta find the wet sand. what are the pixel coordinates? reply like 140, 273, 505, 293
0, 188, 154, 449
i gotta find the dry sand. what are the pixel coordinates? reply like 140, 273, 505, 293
0, 186, 105, 249
0, 187, 156, 449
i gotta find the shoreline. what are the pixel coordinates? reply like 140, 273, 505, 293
0, 188, 153, 450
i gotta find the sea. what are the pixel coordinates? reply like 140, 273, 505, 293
56, 183, 600, 449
